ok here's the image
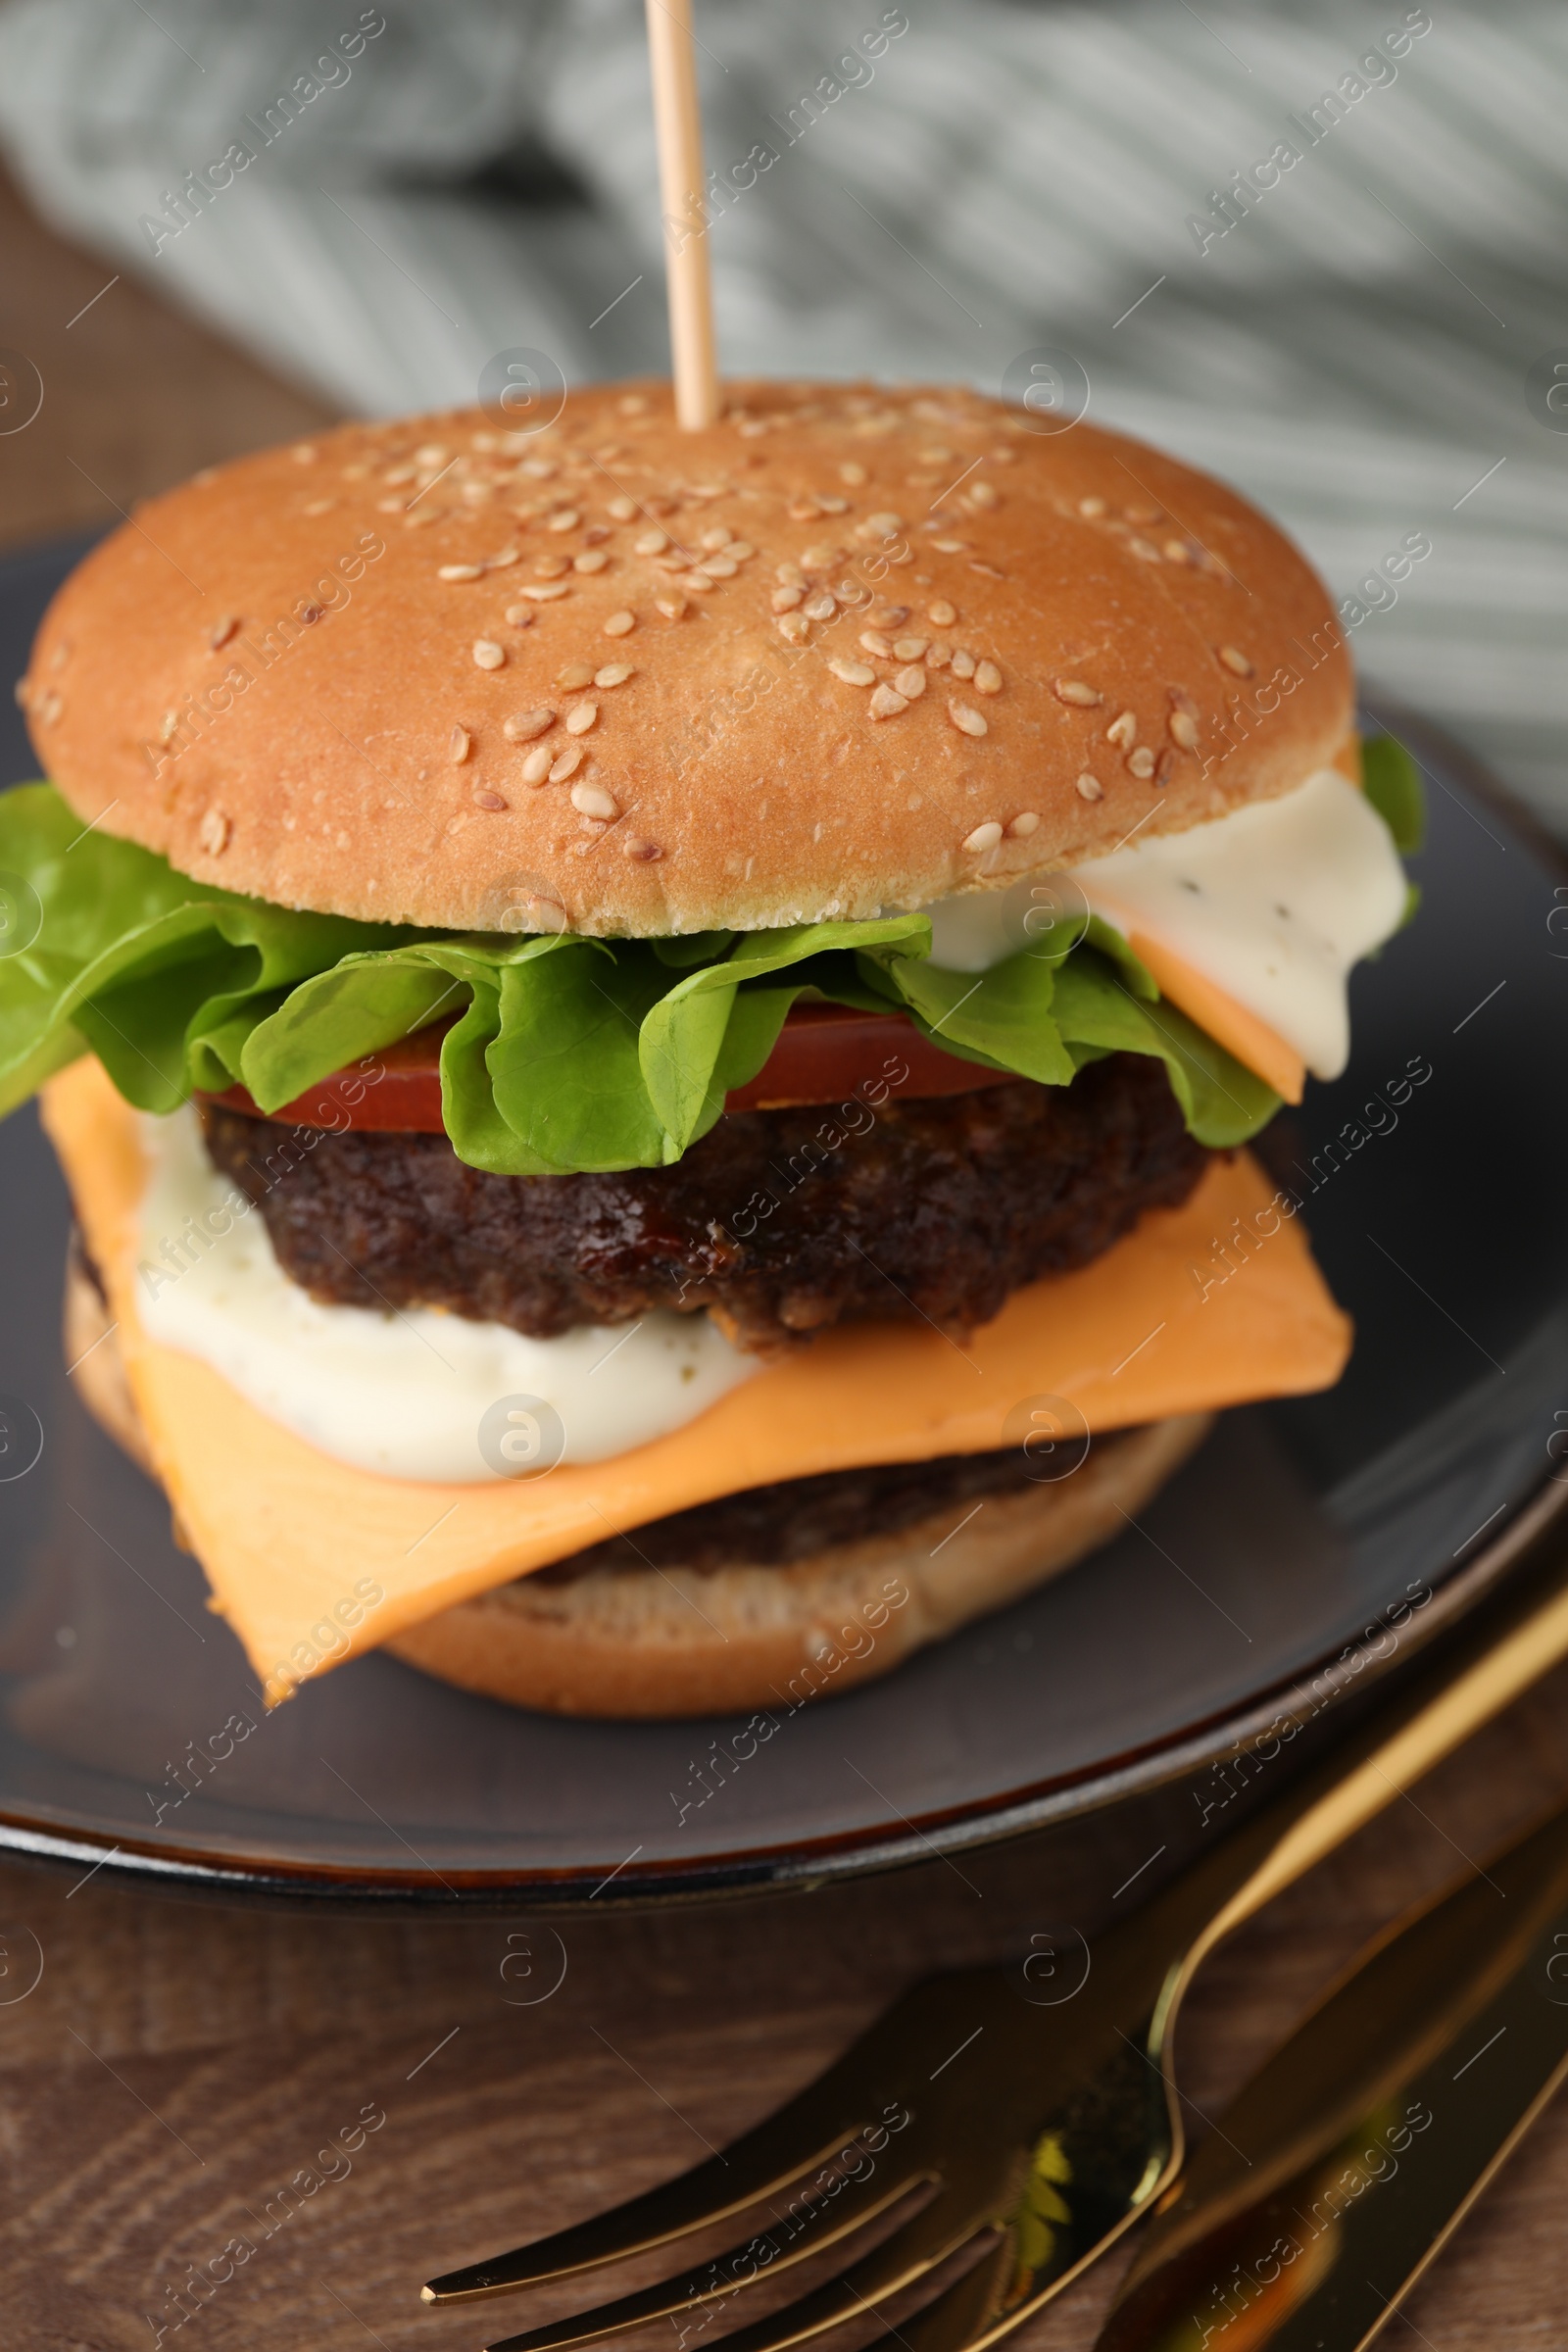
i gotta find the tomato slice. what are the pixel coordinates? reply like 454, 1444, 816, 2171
198, 1002, 1011, 1135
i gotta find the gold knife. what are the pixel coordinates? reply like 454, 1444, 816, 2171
1094, 1795, 1568, 2352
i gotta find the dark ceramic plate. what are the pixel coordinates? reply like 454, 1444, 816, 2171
1, 535, 1565, 1906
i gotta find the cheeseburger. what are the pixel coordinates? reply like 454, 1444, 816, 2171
3, 379, 1418, 1719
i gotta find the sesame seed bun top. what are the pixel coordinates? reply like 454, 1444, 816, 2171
24, 379, 1352, 938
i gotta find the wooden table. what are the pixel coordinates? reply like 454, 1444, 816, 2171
2, 169, 1565, 2351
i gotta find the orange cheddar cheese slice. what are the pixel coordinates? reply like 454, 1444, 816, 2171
1126, 929, 1307, 1105
41, 1057, 1351, 1700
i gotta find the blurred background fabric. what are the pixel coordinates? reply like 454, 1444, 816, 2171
0, 0, 1563, 826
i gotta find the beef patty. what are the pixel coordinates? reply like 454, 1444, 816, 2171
529, 1436, 1137, 1582
201, 1052, 1209, 1353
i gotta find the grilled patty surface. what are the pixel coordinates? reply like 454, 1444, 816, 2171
202, 1053, 1209, 1353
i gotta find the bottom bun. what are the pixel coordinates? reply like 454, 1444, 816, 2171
65, 1249, 1211, 1720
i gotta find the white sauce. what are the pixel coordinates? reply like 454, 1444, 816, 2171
925, 769, 1408, 1080
135, 1108, 760, 1484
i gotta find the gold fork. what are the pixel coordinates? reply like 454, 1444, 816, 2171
424, 1524, 1568, 2352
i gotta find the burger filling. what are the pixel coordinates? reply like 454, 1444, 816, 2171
201, 1053, 1204, 1353
0, 742, 1421, 1483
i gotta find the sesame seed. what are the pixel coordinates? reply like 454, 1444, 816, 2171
949, 701, 989, 738
969, 561, 1005, 579
932, 536, 966, 554
595, 663, 635, 686
926, 600, 957, 627
726, 540, 755, 562
574, 550, 610, 573
503, 606, 537, 628
622, 835, 662, 861
893, 637, 928, 662
700, 555, 738, 579
1007, 811, 1040, 837
1128, 747, 1156, 779
840, 462, 866, 485
1125, 504, 1161, 525
556, 663, 596, 690
38, 693, 63, 724
438, 563, 485, 582
1105, 710, 1138, 749
619, 394, 649, 416
209, 615, 240, 650
950, 649, 977, 681
866, 511, 904, 535
925, 643, 952, 669
534, 555, 571, 579
550, 745, 585, 784
1128, 537, 1161, 562
489, 548, 520, 568
1075, 771, 1103, 802
292, 444, 318, 465
816, 495, 850, 515
894, 665, 927, 699
1168, 710, 1200, 751
197, 807, 231, 856
1218, 644, 1254, 676
520, 746, 554, 785
700, 525, 732, 551
505, 709, 556, 741
803, 592, 836, 620
682, 571, 718, 593
1078, 497, 1106, 518
404, 509, 441, 528
516, 584, 570, 603
1054, 678, 1102, 708
565, 703, 599, 736
656, 593, 689, 620
547, 509, 580, 532
777, 612, 810, 643
415, 443, 448, 467
1162, 539, 1191, 564
570, 778, 618, 817
772, 586, 806, 613
974, 661, 1003, 696
607, 496, 638, 521
859, 630, 894, 659
449, 725, 472, 763
375, 497, 405, 514
597, 611, 634, 639
473, 640, 507, 669
829, 659, 876, 687
869, 685, 908, 719
775, 563, 807, 588
970, 481, 1000, 509
635, 529, 669, 555
473, 789, 509, 812
962, 820, 1003, 852
802, 543, 839, 570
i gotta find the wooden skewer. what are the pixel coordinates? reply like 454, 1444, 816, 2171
644, 0, 719, 429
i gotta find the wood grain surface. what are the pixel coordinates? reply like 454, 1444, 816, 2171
1, 171, 1565, 2352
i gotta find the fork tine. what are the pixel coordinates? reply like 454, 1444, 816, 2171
423, 2029, 904, 2304
474, 2159, 930, 2352
487, 2178, 1008, 2352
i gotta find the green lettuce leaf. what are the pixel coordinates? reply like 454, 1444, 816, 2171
0, 780, 1287, 1171
1361, 733, 1426, 854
